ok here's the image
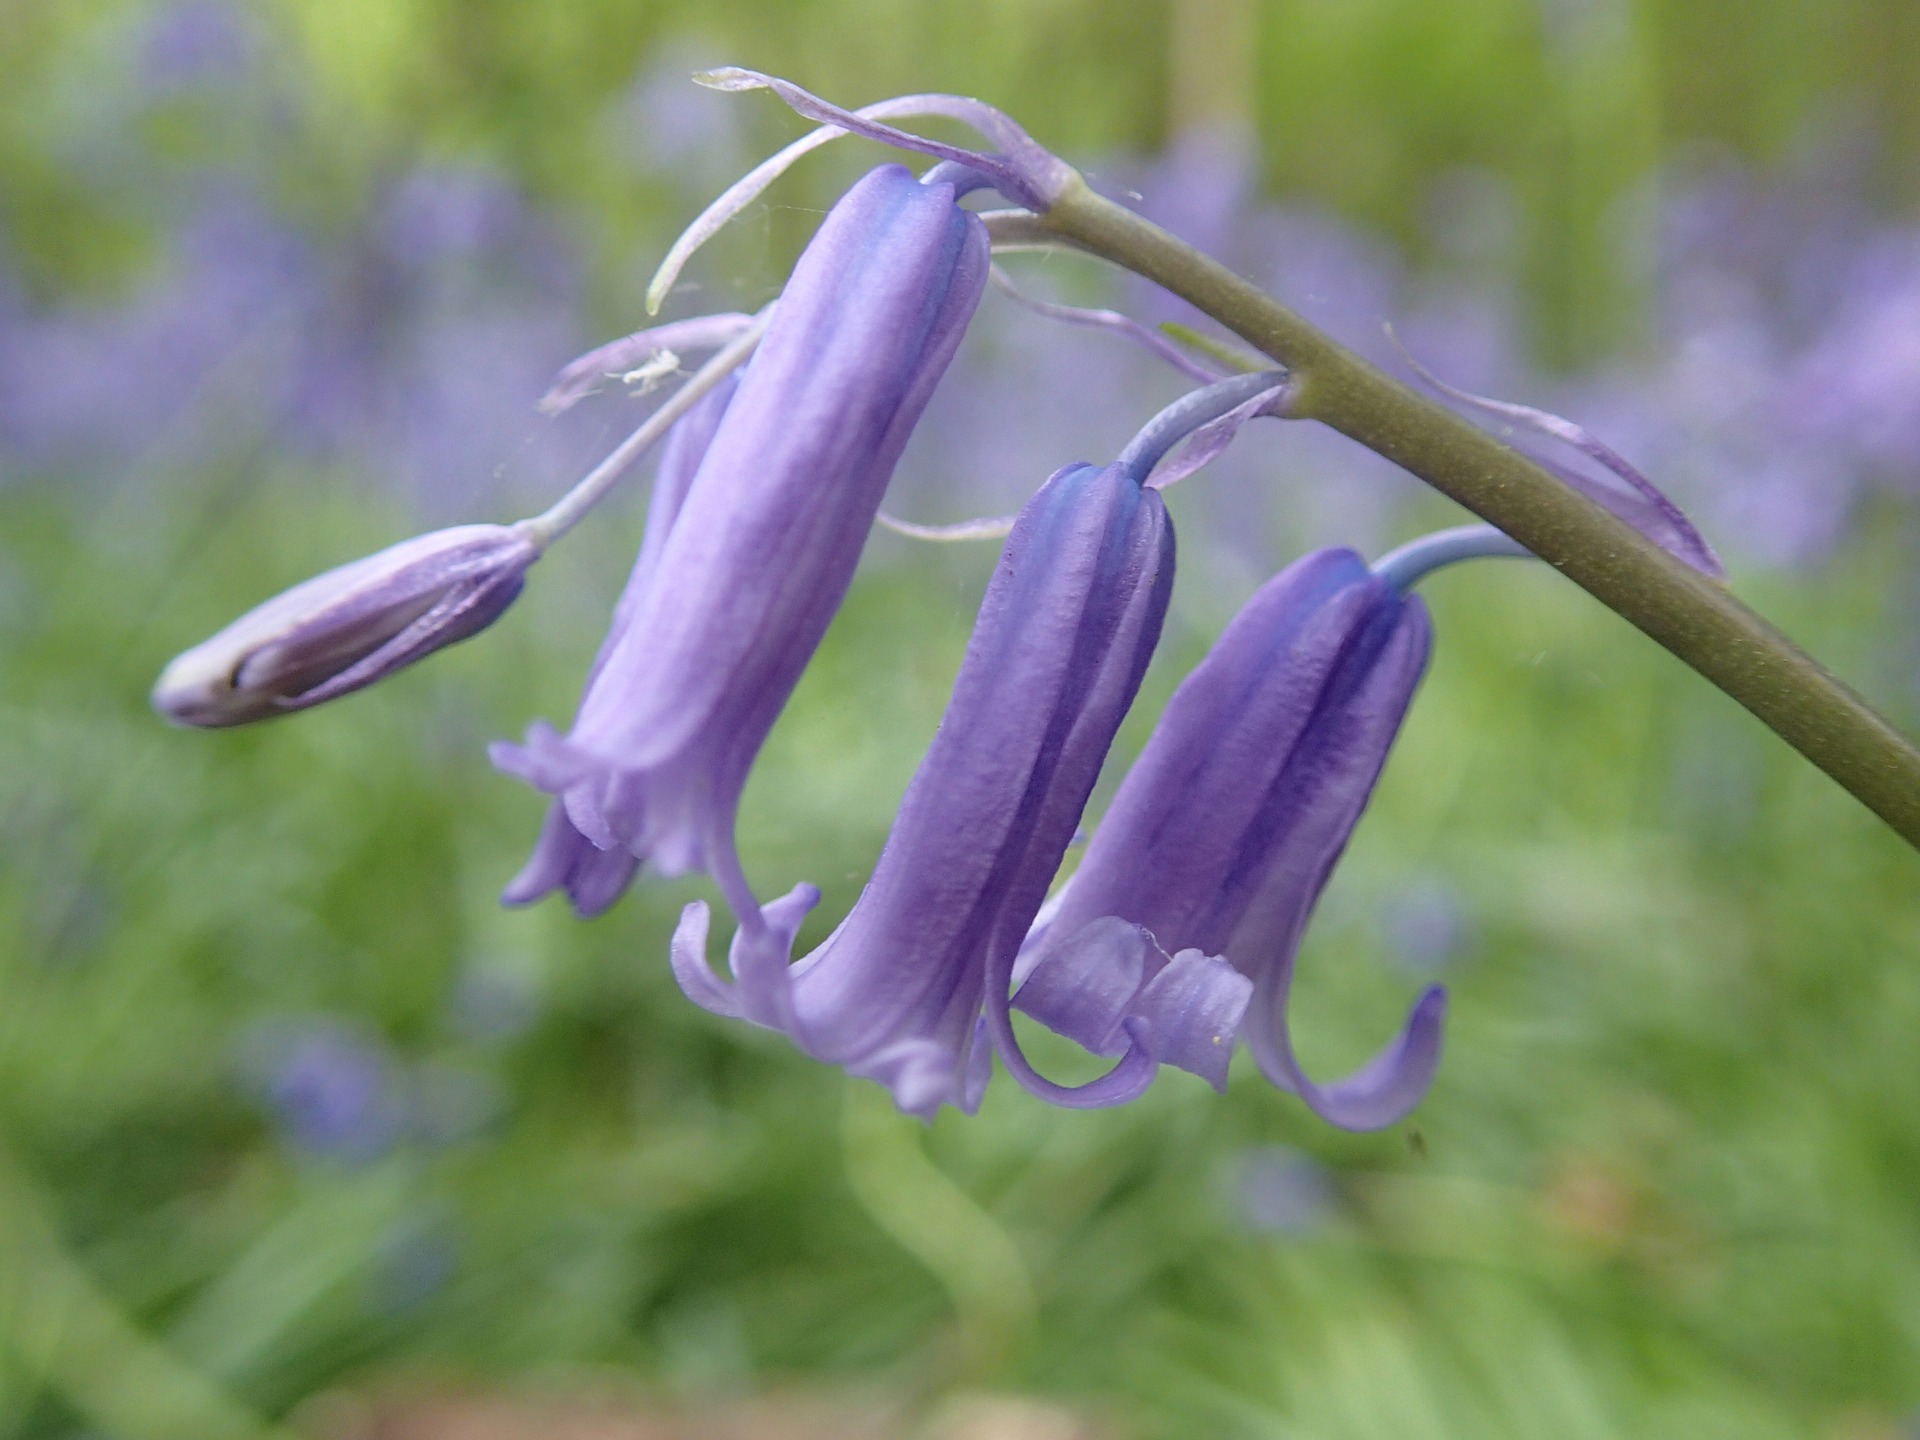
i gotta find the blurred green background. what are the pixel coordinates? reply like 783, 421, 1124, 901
4, 1, 1920, 1437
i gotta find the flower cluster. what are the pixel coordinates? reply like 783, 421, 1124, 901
152, 72, 1715, 1128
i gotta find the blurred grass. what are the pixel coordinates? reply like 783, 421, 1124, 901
4, 2, 1920, 1438
5, 459, 1920, 1436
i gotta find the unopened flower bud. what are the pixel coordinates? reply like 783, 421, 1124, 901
152, 523, 540, 727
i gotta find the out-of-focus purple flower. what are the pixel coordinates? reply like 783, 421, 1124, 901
240, 1018, 504, 1164
1568, 141, 1920, 569
1131, 126, 1259, 317
241, 1018, 405, 1163
139, 0, 260, 97
494, 164, 988, 905
1790, 235, 1920, 473
153, 522, 541, 726
1383, 875, 1475, 975
0, 156, 588, 512
381, 167, 528, 270
1016, 548, 1440, 1131
0, 191, 313, 473
1231, 1145, 1337, 1238
616, 48, 754, 190
670, 460, 1178, 1119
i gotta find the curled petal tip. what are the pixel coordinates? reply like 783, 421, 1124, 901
1285, 983, 1447, 1133
499, 800, 639, 917
487, 723, 596, 790
671, 900, 745, 1019
1028, 547, 1438, 1125
1132, 949, 1253, 1092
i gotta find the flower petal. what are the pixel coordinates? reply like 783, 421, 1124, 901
1129, 949, 1253, 1093
1248, 980, 1447, 1131
677, 462, 1175, 1117
1012, 916, 1154, 1056
154, 523, 540, 727
502, 165, 988, 903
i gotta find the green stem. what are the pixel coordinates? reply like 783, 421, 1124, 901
1039, 177, 1920, 851
0, 1144, 295, 1440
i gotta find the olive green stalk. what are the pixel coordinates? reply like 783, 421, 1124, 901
1028, 177, 1920, 850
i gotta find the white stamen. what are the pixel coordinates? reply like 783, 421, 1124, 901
619, 349, 681, 393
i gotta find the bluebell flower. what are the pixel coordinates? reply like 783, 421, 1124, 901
493, 163, 989, 912
138, 0, 260, 97
671, 460, 1180, 1119
1231, 1145, 1338, 1238
153, 522, 541, 727
1015, 547, 1443, 1130
500, 373, 736, 916
665, 372, 1293, 1119
240, 1017, 405, 1163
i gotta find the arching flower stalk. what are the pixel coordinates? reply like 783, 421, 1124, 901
154, 68, 1915, 1143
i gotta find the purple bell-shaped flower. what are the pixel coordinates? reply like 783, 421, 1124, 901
493, 163, 990, 914
1016, 547, 1442, 1130
671, 460, 1179, 1119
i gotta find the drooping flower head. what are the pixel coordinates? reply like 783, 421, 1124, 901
671, 459, 1178, 1119
1016, 531, 1526, 1131
152, 522, 541, 727
664, 371, 1293, 1120
493, 163, 990, 908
